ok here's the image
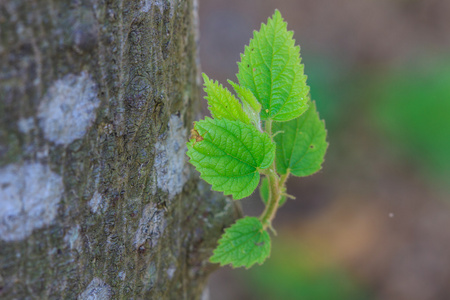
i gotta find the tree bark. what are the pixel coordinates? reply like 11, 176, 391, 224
0, 0, 237, 299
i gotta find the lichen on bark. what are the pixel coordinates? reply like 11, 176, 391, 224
0, 0, 237, 299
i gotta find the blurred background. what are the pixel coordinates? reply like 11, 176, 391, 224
198, 0, 450, 299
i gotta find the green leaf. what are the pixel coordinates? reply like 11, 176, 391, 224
202, 73, 250, 124
187, 118, 275, 200
237, 9, 309, 122
274, 101, 328, 177
228, 80, 262, 131
210, 216, 271, 268
228, 80, 262, 113
259, 177, 287, 206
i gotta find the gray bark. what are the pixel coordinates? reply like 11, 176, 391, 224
0, 0, 237, 299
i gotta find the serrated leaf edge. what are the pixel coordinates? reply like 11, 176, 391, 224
210, 217, 271, 269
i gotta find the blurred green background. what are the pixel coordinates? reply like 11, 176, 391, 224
199, 1, 450, 299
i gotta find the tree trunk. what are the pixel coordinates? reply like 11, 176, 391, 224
0, 0, 237, 299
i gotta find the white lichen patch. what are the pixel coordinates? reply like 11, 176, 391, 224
17, 117, 35, 133
64, 224, 82, 252
89, 191, 107, 214
140, 0, 174, 17
38, 72, 100, 145
134, 203, 166, 250
154, 114, 189, 200
0, 162, 64, 242
201, 287, 210, 300
78, 277, 112, 300
118, 271, 126, 281
166, 266, 176, 279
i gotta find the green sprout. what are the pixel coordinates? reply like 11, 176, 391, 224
187, 10, 328, 269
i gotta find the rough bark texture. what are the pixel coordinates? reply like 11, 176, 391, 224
0, 0, 237, 299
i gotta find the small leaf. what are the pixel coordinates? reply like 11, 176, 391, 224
259, 177, 287, 206
202, 73, 250, 124
274, 101, 328, 177
187, 118, 275, 200
210, 216, 271, 268
237, 10, 309, 122
228, 80, 262, 113
228, 80, 262, 131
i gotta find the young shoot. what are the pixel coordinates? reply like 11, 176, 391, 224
186, 10, 328, 269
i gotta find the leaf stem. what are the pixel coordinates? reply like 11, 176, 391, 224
259, 120, 289, 230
